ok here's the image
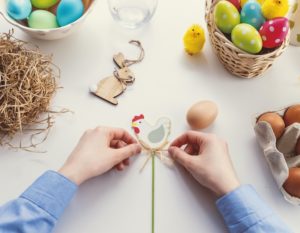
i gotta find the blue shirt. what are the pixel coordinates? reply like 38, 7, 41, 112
0, 171, 293, 233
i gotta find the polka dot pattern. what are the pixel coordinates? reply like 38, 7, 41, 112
259, 17, 289, 48
240, 1, 265, 30
231, 24, 263, 54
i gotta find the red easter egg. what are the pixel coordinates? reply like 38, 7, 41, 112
259, 17, 289, 49
227, 0, 241, 11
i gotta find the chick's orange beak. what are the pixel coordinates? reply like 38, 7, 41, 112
131, 122, 140, 134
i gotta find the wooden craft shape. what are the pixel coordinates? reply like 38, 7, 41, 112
113, 53, 126, 68
90, 40, 144, 105
131, 114, 171, 150
90, 67, 134, 105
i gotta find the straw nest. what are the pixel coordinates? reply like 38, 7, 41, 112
0, 31, 60, 150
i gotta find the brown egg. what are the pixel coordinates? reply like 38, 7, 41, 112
82, 0, 92, 11
187, 100, 218, 129
257, 112, 285, 139
296, 138, 300, 155
283, 167, 300, 198
284, 105, 300, 127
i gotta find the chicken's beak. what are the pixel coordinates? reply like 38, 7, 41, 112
132, 122, 138, 128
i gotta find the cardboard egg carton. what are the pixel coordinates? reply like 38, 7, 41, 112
253, 106, 300, 205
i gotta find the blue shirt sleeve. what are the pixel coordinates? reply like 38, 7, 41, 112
0, 171, 77, 233
216, 185, 293, 233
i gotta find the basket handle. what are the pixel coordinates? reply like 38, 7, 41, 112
205, 0, 215, 23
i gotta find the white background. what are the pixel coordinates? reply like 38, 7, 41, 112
1, 0, 300, 232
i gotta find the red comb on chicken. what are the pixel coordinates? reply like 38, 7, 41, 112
132, 114, 144, 134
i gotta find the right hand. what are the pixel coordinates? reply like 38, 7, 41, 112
168, 131, 240, 197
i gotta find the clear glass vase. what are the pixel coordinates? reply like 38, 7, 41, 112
107, 0, 158, 29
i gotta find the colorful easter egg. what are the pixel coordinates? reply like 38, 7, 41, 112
6, 0, 32, 20
214, 0, 240, 34
227, 0, 242, 11
31, 0, 59, 9
232, 23, 263, 53
57, 0, 84, 27
259, 17, 289, 48
241, 1, 265, 29
241, 0, 265, 7
28, 10, 59, 29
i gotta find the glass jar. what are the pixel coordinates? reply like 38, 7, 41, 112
107, 0, 158, 29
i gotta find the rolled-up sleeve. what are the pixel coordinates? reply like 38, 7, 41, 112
0, 171, 77, 233
216, 185, 293, 233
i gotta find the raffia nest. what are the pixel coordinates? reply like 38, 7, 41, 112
0, 31, 61, 151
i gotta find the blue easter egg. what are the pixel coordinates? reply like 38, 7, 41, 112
241, 0, 265, 30
6, 0, 32, 20
57, 0, 84, 27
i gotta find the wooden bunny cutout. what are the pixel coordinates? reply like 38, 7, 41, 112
90, 40, 144, 105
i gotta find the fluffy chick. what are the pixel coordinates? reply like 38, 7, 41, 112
183, 24, 206, 55
262, 0, 289, 19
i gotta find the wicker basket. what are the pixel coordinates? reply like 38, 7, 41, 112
205, 0, 290, 79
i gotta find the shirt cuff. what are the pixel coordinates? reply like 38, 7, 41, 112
216, 185, 273, 232
20, 170, 78, 220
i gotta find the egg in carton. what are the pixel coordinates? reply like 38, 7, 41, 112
254, 105, 300, 205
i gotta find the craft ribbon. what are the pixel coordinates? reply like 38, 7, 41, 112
138, 140, 174, 173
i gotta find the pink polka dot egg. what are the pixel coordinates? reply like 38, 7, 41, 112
259, 17, 289, 49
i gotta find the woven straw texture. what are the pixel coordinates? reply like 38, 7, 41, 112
205, 0, 290, 79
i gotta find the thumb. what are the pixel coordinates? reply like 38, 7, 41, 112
168, 146, 193, 169
115, 143, 142, 162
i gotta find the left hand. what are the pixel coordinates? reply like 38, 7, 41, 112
58, 126, 142, 185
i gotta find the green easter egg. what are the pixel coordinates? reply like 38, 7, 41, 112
28, 10, 59, 29
231, 23, 262, 54
214, 0, 240, 34
31, 0, 59, 8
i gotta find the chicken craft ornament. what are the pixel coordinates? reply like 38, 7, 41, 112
131, 114, 172, 233
132, 114, 171, 150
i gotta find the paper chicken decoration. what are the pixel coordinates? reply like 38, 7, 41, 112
131, 114, 171, 150
131, 114, 172, 233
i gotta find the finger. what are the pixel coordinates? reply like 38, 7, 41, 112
110, 140, 127, 149
170, 131, 208, 148
115, 144, 142, 162
109, 128, 137, 145
184, 144, 195, 155
123, 158, 130, 166
168, 146, 194, 169
116, 163, 125, 171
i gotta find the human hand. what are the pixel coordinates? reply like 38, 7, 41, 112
168, 131, 240, 197
58, 126, 142, 185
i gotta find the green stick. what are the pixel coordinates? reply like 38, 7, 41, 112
152, 153, 155, 233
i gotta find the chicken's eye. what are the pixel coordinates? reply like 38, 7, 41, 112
197, 33, 200, 35
192, 29, 194, 31
139, 121, 141, 123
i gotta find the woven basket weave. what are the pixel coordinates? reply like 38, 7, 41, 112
205, 0, 290, 79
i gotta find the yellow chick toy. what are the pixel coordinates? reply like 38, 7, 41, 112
241, 0, 265, 7
183, 24, 206, 55
262, 0, 289, 19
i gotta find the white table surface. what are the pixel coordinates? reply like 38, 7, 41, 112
1, 0, 300, 232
